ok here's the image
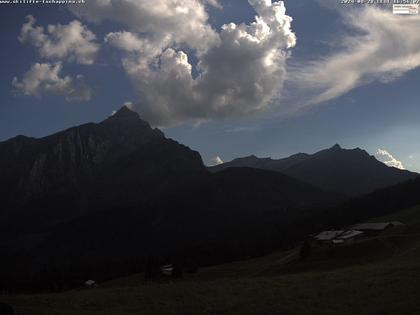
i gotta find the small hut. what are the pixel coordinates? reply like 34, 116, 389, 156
84, 280, 97, 288
161, 264, 174, 276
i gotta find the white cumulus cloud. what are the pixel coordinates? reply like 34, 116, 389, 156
209, 156, 224, 166
376, 149, 405, 170
69, 0, 219, 56
12, 62, 92, 102
290, 6, 420, 106
19, 15, 100, 65
204, 0, 222, 9
70, 0, 296, 126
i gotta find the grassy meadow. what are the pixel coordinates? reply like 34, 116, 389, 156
3, 205, 420, 314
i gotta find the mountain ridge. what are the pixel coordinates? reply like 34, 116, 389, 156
209, 144, 418, 196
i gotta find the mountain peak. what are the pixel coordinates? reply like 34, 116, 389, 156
111, 106, 139, 119
103, 106, 151, 127
330, 144, 342, 150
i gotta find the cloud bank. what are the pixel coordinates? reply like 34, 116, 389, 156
14, 16, 97, 102
19, 15, 100, 65
71, 0, 296, 126
376, 149, 405, 170
71, 0, 219, 57
16, 3, 420, 123
291, 7, 420, 106
12, 62, 91, 102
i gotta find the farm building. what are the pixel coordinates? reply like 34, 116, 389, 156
84, 280, 96, 288
314, 231, 345, 242
314, 230, 364, 244
313, 221, 404, 245
161, 264, 174, 276
351, 222, 391, 231
337, 230, 364, 242
339, 230, 364, 240
351, 222, 404, 231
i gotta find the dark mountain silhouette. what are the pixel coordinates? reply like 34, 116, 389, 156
209, 144, 418, 196
0, 106, 206, 235
0, 106, 343, 290
2, 106, 418, 292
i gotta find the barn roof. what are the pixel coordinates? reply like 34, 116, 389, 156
391, 221, 404, 226
338, 230, 364, 240
351, 223, 391, 231
314, 230, 344, 241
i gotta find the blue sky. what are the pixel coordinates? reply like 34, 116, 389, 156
0, 0, 419, 171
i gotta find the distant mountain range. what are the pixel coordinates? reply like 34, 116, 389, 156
0, 107, 340, 233
209, 144, 418, 196
0, 106, 419, 290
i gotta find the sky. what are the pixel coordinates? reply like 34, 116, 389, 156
0, 0, 419, 171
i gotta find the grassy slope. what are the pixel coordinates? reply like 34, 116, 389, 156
3, 205, 420, 315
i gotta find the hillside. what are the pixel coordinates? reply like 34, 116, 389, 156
0, 107, 343, 291
210, 144, 418, 196
3, 204, 420, 315
0, 166, 341, 290
302, 176, 420, 233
